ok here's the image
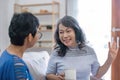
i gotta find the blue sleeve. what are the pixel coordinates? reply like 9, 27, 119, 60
14, 62, 28, 79
13, 56, 33, 80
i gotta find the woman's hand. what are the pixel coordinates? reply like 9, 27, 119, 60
46, 73, 65, 80
56, 73, 65, 80
90, 76, 101, 80
108, 41, 119, 61
95, 41, 119, 79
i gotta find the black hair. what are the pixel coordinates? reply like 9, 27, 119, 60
9, 12, 39, 46
54, 16, 86, 57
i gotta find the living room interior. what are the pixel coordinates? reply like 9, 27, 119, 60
0, 0, 120, 80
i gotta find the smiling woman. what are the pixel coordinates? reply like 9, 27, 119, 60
46, 15, 118, 80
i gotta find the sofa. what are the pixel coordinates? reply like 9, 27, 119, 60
23, 51, 50, 80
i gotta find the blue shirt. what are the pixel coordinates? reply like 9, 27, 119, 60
46, 45, 100, 80
0, 50, 33, 80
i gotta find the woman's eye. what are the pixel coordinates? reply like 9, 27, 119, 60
59, 32, 63, 34
67, 30, 71, 33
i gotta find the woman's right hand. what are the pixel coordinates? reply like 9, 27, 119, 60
57, 73, 65, 80
46, 73, 65, 80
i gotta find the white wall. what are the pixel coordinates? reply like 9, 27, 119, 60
0, 0, 15, 54
67, 0, 78, 18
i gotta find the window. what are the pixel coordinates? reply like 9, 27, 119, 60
77, 0, 111, 79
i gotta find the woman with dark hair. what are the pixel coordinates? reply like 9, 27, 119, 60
0, 12, 42, 80
46, 16, 119, 80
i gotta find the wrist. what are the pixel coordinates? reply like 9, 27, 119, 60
107, 56, 113, 64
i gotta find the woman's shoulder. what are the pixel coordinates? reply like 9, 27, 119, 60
50, 48, 59, 56
82, 45, 96, 55
0, 50, 14, 63
82, 44, 94, 50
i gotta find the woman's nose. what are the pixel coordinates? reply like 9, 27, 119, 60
63, 32, 68, 37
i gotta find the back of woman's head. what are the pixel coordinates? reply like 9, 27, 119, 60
9, 12, 39, 46
54, 16, 86, 56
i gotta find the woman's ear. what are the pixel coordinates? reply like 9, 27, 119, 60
27, 33, 33, 42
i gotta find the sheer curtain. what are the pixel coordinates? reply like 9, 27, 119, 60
67, 0, 111, 80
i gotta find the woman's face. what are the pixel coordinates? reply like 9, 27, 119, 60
58, 23, 77, 47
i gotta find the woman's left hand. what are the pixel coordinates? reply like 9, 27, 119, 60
108, 41, 119, 61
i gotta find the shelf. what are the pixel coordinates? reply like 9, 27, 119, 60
38, 40, 52, 43
40, 30, 52, 32
32, 46, 52, 48
26, 46, 53, 53
14, 1, 60, 52
33, 12, 59, 15
15, 2, 59, 7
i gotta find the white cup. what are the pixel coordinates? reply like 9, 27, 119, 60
65, 69, 76, 80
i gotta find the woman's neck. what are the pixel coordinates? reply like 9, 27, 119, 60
68, 45, 79, 50
6, 44, 26, 58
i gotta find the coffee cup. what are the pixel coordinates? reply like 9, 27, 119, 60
64, 69, 76, 80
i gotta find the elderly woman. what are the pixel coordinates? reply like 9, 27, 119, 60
46, 16, 119, 80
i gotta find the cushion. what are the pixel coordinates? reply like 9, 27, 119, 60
23, 51, 49, 80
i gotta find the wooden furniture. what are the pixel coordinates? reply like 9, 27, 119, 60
112, 0, 120, 80
14, 1, 60, 53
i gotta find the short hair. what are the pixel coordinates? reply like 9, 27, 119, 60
54, 16, 86, 57
9, 12, 39, 46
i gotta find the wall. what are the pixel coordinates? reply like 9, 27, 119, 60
0, 0, 15, 54
67, 0, 78, 18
